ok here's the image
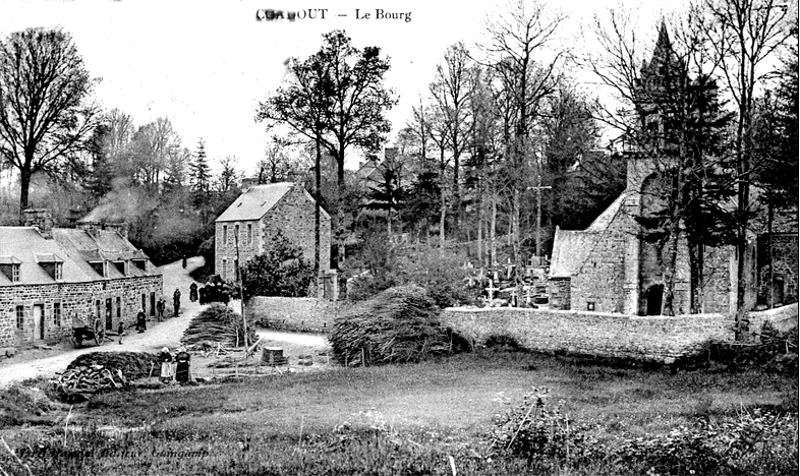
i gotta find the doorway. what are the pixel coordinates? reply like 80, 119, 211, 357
33, 305, 44, 340
645, 285, 664, 316
106, 298, 113, 330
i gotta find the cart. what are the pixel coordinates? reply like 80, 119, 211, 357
70, 315, 106, 347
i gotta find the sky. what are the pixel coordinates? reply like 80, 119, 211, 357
0, 0, 694, 176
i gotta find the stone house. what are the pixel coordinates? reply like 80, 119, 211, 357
0, 209, 162, 350
547, 23, 798, 316
214, 182, 333, 296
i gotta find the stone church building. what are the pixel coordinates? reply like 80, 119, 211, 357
548, 23, 798, 316
0, 209, 162, 350
215, 182, 333, 295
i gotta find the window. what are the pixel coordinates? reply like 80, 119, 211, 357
222, 259, 228, 281
150, 293, 156, 316
53, 303, 62, 327
247, 224, 253, 245
11, 264, 19, 282
234, 259, 239, 282
116, 297, 121, 319
223, 225, 228, 244
133, 260, 146, 272
587, 302, 596, 311
55, 263, 63, 280
90, 262, 106, 277
235, 224, 240, 244
141, 294, 146, 314
113, 261, 126, 276
15, 305, 24, 329
0, 257, 22, 282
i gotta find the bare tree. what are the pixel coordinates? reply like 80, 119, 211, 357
704, 0, 793, 335
429, 42, 474, 234
259, 136, 298, 183
481, 0, 566, 304
0, 27, 100, 218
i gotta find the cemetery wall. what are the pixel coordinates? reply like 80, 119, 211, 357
247, 296, 338, 333
441, 307, 734, 364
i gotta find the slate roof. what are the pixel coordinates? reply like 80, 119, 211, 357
215, 182, 329, 223
0, 226, 157, 286
549, 228, 600, 278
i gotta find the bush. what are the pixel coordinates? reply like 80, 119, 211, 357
491, 387, 599, 469
344, 233, 469, 306
329, 285, 452, 366
241, 229, 315, 299
182, 304, 257, 347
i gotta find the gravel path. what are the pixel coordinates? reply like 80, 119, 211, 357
0, 257, 208, 388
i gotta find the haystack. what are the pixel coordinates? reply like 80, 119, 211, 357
181, 304, 257, 347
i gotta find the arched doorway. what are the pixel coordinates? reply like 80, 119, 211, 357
645, 284, 663, 316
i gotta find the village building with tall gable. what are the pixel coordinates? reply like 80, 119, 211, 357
214, 182, 332, 292
0, 209, 162, 350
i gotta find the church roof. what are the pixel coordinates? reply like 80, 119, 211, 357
549, 228, 600, 278
586, 194, 626, 232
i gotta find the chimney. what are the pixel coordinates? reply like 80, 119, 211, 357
23, 208, 54, 239
104, 222, 129, 240
77, 221, 101, 238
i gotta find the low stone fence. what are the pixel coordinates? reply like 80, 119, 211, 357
246, 297, 339, 333
441, 307, 735, 364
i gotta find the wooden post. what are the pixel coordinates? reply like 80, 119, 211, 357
234, 234, 249, 354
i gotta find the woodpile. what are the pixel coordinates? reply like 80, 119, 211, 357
67, 352, 160, 380
53, 365, 128, 400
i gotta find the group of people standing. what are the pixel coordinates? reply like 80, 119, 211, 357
158, 346, 191, 383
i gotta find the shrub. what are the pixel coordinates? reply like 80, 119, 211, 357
181, 304, 257, 347
329, 285, 452, 366
490, 387, 599, 469
344, 233, 470, 306
241, 229, 315, 299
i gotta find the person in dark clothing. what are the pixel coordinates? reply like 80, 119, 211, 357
173, 288, 181, 317
198, 286, 206, 305
174, 347, 191, 383
182, 257, 187, 269
189, 282, 198, 302
156, 298, 165, 321
118, 320, 124, 345
136, 308, 146, 333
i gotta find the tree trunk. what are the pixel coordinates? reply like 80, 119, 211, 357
662, 224, 680, 316
490, 187, 497, 275
477, 175, 483, 273
18, 167, 32, 222
439, 144, 447, 250
336, 147, 347, 270
314, 131, 322, 287
512, 189, 524, 307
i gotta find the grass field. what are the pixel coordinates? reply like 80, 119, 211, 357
2, 350, 797, 475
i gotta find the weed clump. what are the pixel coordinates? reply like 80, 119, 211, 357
329, 284, 452, 366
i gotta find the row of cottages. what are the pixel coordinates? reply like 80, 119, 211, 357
0, 209, 162, 350
548, 23, 798, 316
214, 182, 337, 298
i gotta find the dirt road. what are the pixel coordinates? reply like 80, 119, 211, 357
0, 257, 208, 388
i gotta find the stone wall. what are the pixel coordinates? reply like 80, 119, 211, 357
246, 296, 338, 332
0, 275, 163, 348
263, 186, 331, 274
215, 184, 331, 283
548, 277, 570, 311
441, 307, 733, 364
570, 231, 627, 313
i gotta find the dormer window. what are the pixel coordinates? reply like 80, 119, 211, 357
90, 261, 107, 278
113, 261, 127, 276
133, 259, 147, 272
0, 256, 22, 283
35, 253, 64, 281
